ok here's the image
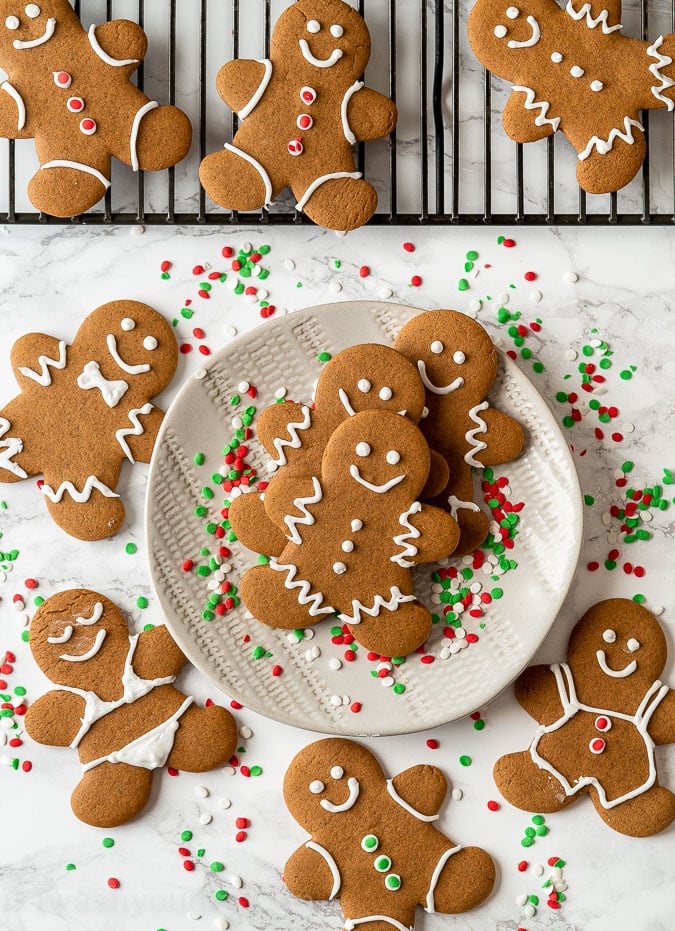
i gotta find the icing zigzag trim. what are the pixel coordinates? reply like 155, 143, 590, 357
270, 405, 312, 466
115, 403, 153, 462
391, 501, 422, 567
41, 475, 120, 503
269, 560, 335, 617
512, 85, 561, 132
565, 1, 622, 34
464, 401, 490, 468
647, 36, 675, 111
18, 340, 67, 386
338, 586, 416, 625
578, 116, 645, 161
284, 476, 322, 544
0, 417, 27, 479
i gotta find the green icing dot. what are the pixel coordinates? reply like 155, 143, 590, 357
361, 834, 379, 852
374, 855, 392, 873
385, 874, 401, 891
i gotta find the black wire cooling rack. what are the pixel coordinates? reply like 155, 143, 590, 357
3, 0, 675, 226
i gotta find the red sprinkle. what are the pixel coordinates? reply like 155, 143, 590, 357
167, 767, 179, 776
25, 578, 38, 589
420, 654, 434, 665
181, 559, 194, 572
193, 327, 205, 339
183, 860, 195, 872
222, 246, 234, 258
235, 831, 247, 843
21, 760, 32, 772
198, 345, 211, 356
238, 897, 249, 908
410, 275, 422, 287
208, 271, 222, 280
403, 241, 415, 252
240, 765, 251, 778
502, 238, 516, 248
344, 650, 356, 662
260, 305, 275, 319
487, 800, 500, 811
359, 265, 370, 278
192, 265, 205, 275
271, 665, 283, 677
178, 847, 191, 857
236, 817, 249, 829
350, 701, 362, 713
107, 877, 121, 888
179, 343, 192, 354
524, 271, 536, 281
547, 856, 560, 866
160, 260, 171, 272
198, 289, 210, 300
426, 739, 439, 750
517, 860, 528, 872
587, 561, 600, 571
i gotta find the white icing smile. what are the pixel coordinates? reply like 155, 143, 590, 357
596, 649, 637, 679
350, 464, 404, 494
106, 334, 151, 374
298, 38, 343, 68
417, 360, 464, 395
508, 15, 541, 48
60, 628, 107, 663
338, 388, 357, 416
320, 776, 360, 812
13, 14, 55, 48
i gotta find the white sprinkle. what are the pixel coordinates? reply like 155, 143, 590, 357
329, 658, 342, 671
469, 581, 482, 594
534, 864, 545, 876
239, 726, 253, 739
329, 281, 342, 293
601, 512, 611, 526
622, 422, 635, 433
590, 338, 603, 348
238, 381, 249, 392
227, 277, 239, 291
246, 294, 258, 305
440, 646, 452, 659
251, 266, 262, 278
223, 766, 236, 776
303, 628, 314, 640
199, 813, 213, 825
379, 286, 393, 299
215, 919, 230, 930
195, 368, 207, 381
230, 875, 243, 888
564, 271, 579, 283
188, 912, 202, 921
607, 532, 618, 544
498, 292, 510, 305
653, 605, 665, 616
257, 289, 269, 300
613, 468, 624, 480
231, 416, 243, 429
219, 797, 232, 810
266, 460, 279, 473
207, 579, 220, 591
451, 787, 463, 801
380, 676, 394, 688
13, 600, 25, 611
275, 386, 287, 399
565, 348, 578, 361
130, 224, 145, 236
287, 632, 298, 643
342, 694, 350, 705
306, 646, 321, 661
516, 893, 528, 907
530, 289, 542, 303
284, 258, 296, 271
431, 593, 442, 604
641, 511, 653, 522
470, 298, 482, 314
523, 904, 536, 918
330, 694, 342, 706
241, 242, 252, 253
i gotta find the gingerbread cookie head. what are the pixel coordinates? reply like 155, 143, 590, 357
568, 599, 668, 711
468, 0, 552, 68
0, 1, 79, 63
313, 343, 427, 422
29, 590, 130, 693
322, 409, 431, 504
73, 300, 178, 402
271, 0, 371, 83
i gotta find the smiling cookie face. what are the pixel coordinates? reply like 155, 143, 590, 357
568, 599, 667, 703
0, 0, 77, 58
314, 344, 426, 422
271, 0, 370, 83
30, 589, 130, 690
322, 410, 430, 502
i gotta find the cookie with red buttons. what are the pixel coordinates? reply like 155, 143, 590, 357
199, 0, 397, 231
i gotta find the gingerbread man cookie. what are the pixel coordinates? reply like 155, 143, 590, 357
0, 0, 191, 216
229, 342, 448, 558
240, 409, 459, 657
284, 738, 495, 930
468, 0, 675, 193
24, 590, 238, 827
0, 300, 178, 540
199, 0, 397, 231
394, 310, 525, 556
494, 599, 675, 837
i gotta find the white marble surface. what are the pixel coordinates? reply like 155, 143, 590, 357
0, 223, 674, 931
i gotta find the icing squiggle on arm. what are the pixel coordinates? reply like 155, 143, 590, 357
512, 85, 561, 131
391, 502, 422, 567
1, 81, 25, 130
338, 587, 415, 625
115, 403, 153, 461
425, 845, 463, 913
578, 116, 644, 160
41, 475, 120, 503
647, 37, 675, 111
464, 401, 489, 467
270, 405, 312, 466
305, 841, 341, 899
341, 80, 364, 144
18, 340, 67, 385
0, 417, 27, 479
238, 60, 273, 119
268, 560, 335, 617
565, 1, 622, 34
284, 476, 323, 543
87, 24, 139, 66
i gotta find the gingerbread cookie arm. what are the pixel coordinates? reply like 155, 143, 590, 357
10, 333, 68, 391
263, 473, 320, 534
648, 688, 675, 745
399, 503, 459, 564
116, 404, 164, 464
215, 60, 271, 115
503, 90, 557, 144
390, 764, 448, 818
476, 408, 525, 466
228, 491, 288, 557
256, 401, 312, 462
284, 843, 338, 902
566, 0, 623, 27
575, 128, 647, 195
89, 20, 147, 70
421, 449, 450, 499
346, 87, 397, 141
24, 690, 86, 747
0, 80, 32, 139
514, 665, 564, 724
132, 625, 186, 680
0, 401, 36, 482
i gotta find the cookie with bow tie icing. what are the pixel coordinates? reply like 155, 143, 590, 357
199, 0, 397, 231
393, 309, 525, 557
0, 0, 191, 216
239, 409, 459, 657
24, 589, 238, 827
467, 0, 675, 193
283, 738, 495, 931
493, 599, 675, 837
0, 300, 178, 540
228, 342, 450, 559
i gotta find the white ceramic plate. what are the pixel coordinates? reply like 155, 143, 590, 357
146, 302, 583, 736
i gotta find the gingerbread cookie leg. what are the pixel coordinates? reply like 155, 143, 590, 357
200, 146, 278, 211
431, 845, 496, 914
293, 173, 378, 232
576, 129, 647, 195
240, 563, 335, 630
28, 150, 111, 218
127, 103, 192, 172
345, 599, 432, 658
592, 784, 675, 838
71, 760, 153, 827
41, 462, 125, 541
166, 703, 237, 772
493, 750, 576, 814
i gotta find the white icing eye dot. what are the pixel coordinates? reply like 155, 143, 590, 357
355, 442, 371, 457
351, 519, 363, 532
590, 80, 604, 92
309, 780, 324, 794
626, 638, 640, 653
506, 6, 519, 18
25, 3, 40, 16
306, 19, 320, 33
121, 317, 136, 331
551, 51, 563, 63
330, 24, 343, 37
357, 379, 371, 393
430, 340, 444, 354
5, 15, 19, 29
330, 766, 344, 779
570, 65, 584, 78
379, 386, 393, 400
143, 336, 158, 351
602, 629, 617, 644
386, 450, 401, 465
452, 351, 466, 364
494, 24, 508, 38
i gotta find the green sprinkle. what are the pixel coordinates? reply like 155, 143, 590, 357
259, 244, 271, 255
473, 719, 485, 731
142, 623, 154, 632
582, 344, 593, 357
535, 824, 549, 836
34, 596, 44, 607
605, 559, 617, 571
459, 755, 471, 767
334, 259, 341, 268
621, 461, 634, 473
65, 863, 76, 871
125, 543, 137, 555
458, 278, 469, 291
161, 271, 170, 280
497, 307, 510, 323
531, 814, 545, 825
181, 830, 193, 842
464, 262, 474, 273
528, 894, 539, 906
199, 281, 212, 292
393, 683, 406, 694
490, 587, 503, 600
620, 369, 633, 380
202, 487, 214, 500
194, 452, 205, 465
252, 646, 266, 660
210, 861, 224, 872
181, 307, 194, 319
584, 494, 594, 506
318, 351, 332, 363
633, 593, 646, 603
466, 250, 479, 261
136, 596, 148, 609
102, 837, 115, 849
532, 361, 544, 373
524, 826, 536, 838
197, 848, 205, 857
215, 890, 228, 902
250, 765, 263, 776
21, 630, 29, 643
521, 836, 534, 847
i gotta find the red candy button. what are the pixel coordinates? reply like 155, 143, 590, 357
54, 71, 72, 88
300, 85, 317, 104
595, 715, 612, 732
297, 113, 313, 130
589, 737, 606, 754
287, 138, 304, 156
80, 118, 97, 135
67, 96, 84, 112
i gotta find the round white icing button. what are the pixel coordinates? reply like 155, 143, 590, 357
300, 86, 317, 105
590, 80, 604, 92
67, 96, 85, 112
53, 71, 72, 88
297, 113, 314, 131
120, 317, 136, 331
341, 540, 354, 553
506, 6, 520, 18
79, 117, 97, 135
570, 65, 584, 78
287, 138, 304, 156
551, 51, 563, 63
351, 519, 363, 532
143, 336, 158, 350
309, 780, 324, 794
332, 562, 347, 574
25, 4, 40, 17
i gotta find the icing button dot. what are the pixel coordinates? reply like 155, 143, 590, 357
374, 855, 392, 873
309, 780, 324, 794
590, 80, 604, 92
80, 118, 97, 135
386, 450, 400, 465
143, 335, 158, 350
385, 874, 402, 891
53, 71, 72, 88
506, 6, 520, 18
287, 139, 304, 156
341, 540, 354, 553
595, 715, 612, 732
570, 65, 584, 78
589, 737, 606, 754
357, 379, 371, 393
551, 51, 563, 63
333, 562, 347, 575
5, 15, 19, 29
626, 638, 640, 652
120, 317, 136, 331
494, 24, 508, 38
67, 96, 85, 112
602, 629, 616, 644
297, 113, 313, 131
300, 85, 317, 104
306, 19, 320, 33
378, 386, 393, 400
453, 350, 466, 364
330, 766, 344, 779
355, 442, 370, 457
330, 24, 344, 37
430, 340, 444, 354
25, 4, 40, 17
361, 834, 379, 852
351, 519, 363, 532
